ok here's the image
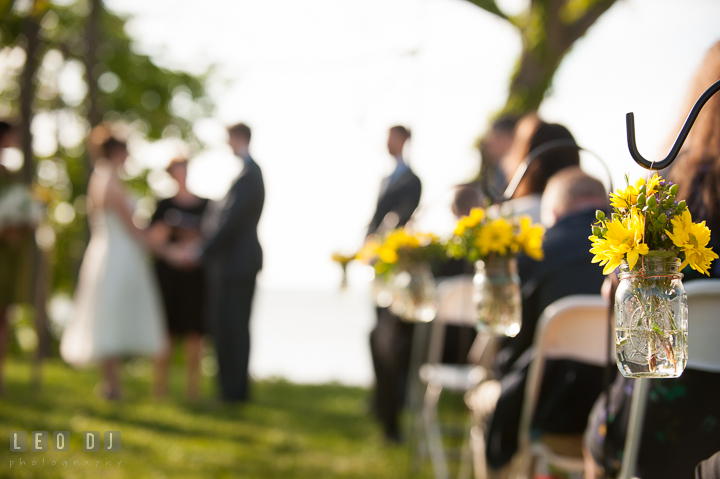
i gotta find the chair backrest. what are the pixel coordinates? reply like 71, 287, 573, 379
536, 295, 610, 366
426, 275, 476, 364
517, 295, 609, 475
685, 279, 720, 373
619, 279, 720, 479
435, 275, 475, 326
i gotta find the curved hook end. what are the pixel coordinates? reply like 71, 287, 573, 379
625, 112, 654, 170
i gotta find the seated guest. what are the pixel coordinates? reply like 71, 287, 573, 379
468, 167, 608, 478
495, 114, 581, 225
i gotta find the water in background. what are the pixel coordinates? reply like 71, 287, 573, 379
250, 287, 375, 386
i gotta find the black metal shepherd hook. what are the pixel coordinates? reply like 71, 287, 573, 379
627, 79, 720, 171
499, 139, 613, 203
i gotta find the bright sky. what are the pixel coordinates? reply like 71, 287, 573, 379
104, 0, 720, 292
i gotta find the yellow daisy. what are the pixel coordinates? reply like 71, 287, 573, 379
515, 216, 545, 260
476, 218, 514, 256
644, 173, 662, 197
455, 207, 485, 235
666, 209, 719, 275
590, 208, 649, 274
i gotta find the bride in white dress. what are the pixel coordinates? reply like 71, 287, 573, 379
60, 135, 166, 399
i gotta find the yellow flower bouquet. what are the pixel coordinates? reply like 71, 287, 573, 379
590, 174, 718, 378
356, 229, 445, 322
331, 252, 356, 290
449, 207, 545, 337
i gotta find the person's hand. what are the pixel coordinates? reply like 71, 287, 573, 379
183, 239, 202, 265
164, 243, 197, 269
146, 222, 171, 255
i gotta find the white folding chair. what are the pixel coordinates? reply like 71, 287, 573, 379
515, 295, 609, 479
618, 279, 720, 479
416, 275, 486, 479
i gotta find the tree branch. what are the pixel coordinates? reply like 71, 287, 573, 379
465, 0, 511, 23
564, 0, 617, 44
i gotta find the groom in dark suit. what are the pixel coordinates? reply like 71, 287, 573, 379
368, 125, 422, 441
367, 126, 422, 237
180, 123, 264, 402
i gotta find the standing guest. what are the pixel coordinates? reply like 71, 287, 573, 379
60, 130, 166, 400
367, 125, 422, 442
467, 168, 608, 478
584, 40, 720, 479
149, 158, 208, 401
367, 126, 421, 237
171, 123, 264, 403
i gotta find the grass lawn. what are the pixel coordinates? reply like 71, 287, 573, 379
0, 358, 469, 478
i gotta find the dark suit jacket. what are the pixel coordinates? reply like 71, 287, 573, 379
367, 168, 421, 236
494, 209, 606, 376
201, 157, 264, 280
486, 209, 607, 469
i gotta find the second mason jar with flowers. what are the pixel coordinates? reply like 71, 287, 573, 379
450, 208, 545, 337
356, 228, 443, 323
473, 254, 522, 337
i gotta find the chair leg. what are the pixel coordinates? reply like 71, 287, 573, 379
457, 414, 475, 479
424, 381, 449, 479
470, 425, 487, 479
411, 395, 427, 473
408, 324, 432, 472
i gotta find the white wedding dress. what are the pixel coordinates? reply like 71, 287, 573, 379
60, 204, 165, 366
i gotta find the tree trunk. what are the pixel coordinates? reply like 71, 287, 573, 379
19, 13, 39, 185
467, 0, 617, 116
18, 4, 49, 389
84, 0, 102, 128
504, 0, 617, 115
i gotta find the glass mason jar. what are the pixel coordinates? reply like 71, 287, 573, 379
473, 256, 521, 337
389, 263, 438, 322
372, 273, 394, 309
615, 256, 688, 378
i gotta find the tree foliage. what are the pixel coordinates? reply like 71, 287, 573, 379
466, 0, 617, 116
0, 0, 213, 295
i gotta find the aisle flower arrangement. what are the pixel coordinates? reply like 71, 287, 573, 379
449, 207, 545, 336
589, 173, 718, 378
331, 252, 355, 290
356, 229, 444, 322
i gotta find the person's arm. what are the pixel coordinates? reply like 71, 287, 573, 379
393, 176, 422, 227
201, 171, 262, 258
145, 199, 171, 254
146, 221, 171, 254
